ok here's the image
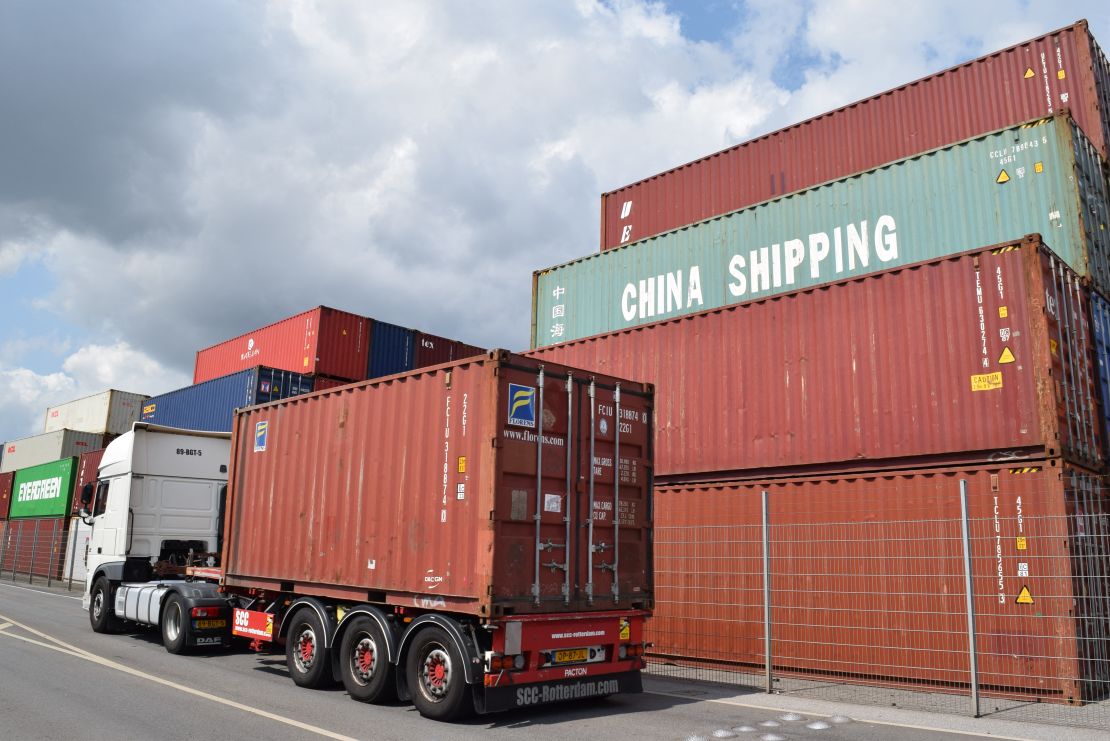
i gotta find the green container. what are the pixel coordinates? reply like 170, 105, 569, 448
9, 458, 77, 519
532, 114, 1110, 347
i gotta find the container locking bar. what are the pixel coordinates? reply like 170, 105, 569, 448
563, 373, 573, 604
612, 383, 621, 602
532, 367, 545, 605
586, 379, 597, 604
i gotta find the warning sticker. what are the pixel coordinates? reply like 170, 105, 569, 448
457, 456, 467, 473
1024, 67, 1035, 79
997, 169, 1011, 184
544, 493, 562, 513
1017, 562, 1029, 577
1049, 338, 1058, 355
619, 619, 631, 640
1034, 162, 1043, 173
999, 347, 1016, 364
1058, 69, 1066, 80
1016, 536, 1028, 550
1016, 586, 1034, 605
971, 372, 1003, 391
999, 306, 1008, 318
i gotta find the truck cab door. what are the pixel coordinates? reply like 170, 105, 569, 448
87, 478, 123, 562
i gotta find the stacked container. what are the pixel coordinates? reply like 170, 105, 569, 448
43, 390, 148, 436
0, 458, 77, 579
1, 430, 106, 474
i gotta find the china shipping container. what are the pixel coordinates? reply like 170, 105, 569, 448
142, 366, 317, 433
413, 331, 487, 368
1, 430, 105, 474
223, 351, 654, 617
535, 114, 1110, 347
194, 306, 370, 384
0, 516, 72, 580
43, 390, 149, 436
71, 449, 106, 516
367, 319, 415, 378
0, 471, 13, 520
600, 20, 1110, 250
650, 462, 1110, 703
529, 237, 1103, 478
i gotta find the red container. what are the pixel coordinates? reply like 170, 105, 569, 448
650, 461, 1110, 703
0, 471, 13, 520
223, 351, 654, 616
310, 375, 351, 392
194, 306, 370, 384
0, 516, 71, 579
601, 21, 1110, 250
70, 449, 105, 516
413, 331, 488, 368
529, 236, 1103, 479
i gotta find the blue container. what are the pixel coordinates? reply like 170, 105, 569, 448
140, 366, 317, 432
1090, 291, 1110, 461
368, 320, 415, 378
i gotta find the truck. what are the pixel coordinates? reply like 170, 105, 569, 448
80, 351, 655, 721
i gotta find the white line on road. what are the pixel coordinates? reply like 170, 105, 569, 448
0, 622, 11, 630
0, 611, 358, 741
0, 582, 82, 601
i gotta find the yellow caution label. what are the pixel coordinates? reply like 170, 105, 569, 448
1024, 67, 1035, 79
457, 456, 467, 473
1049, 338, 1058, 356
997, 169, 1010, 184
1016, 586, 1034, 605
1058, 69, 1066, 80
619, 618, 630, 640
1034, 161, 1044, 173
998, 306, 1008, 318
971, 372, 1003, 391
999, 347, 1016, 364
1016, 536, 1028, 550
303, 356, 310, 368
1009, 467, 1040, 475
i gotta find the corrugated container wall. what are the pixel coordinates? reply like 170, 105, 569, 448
1, 430, 105, 474
0, 517, 71, 579
43, 390, 148, 436
71, 449, 105, 516
142, 366, 316, 433
413, 332, 488, 368
0, 471, 13, 520
310, 376, 351, 392
600, 21, 1110, 250
223, 351, 654, 617
1090, 291, 1110, 462
650, 462, 1110, 702
536, 115, 1110, 347
193, 306, 370, 384
367, 320, 415, 378
529, 238, 1103, 478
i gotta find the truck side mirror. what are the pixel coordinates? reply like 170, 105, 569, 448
78, 482, 95, 520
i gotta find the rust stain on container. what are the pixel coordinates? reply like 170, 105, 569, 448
222, 351, 654, 616
529, 237, 1103, 477
601, 21, 1110, 250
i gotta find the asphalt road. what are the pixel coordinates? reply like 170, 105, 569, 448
0, 580, 1085, 741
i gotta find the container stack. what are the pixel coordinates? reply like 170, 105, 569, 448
528, 21, 1110, 703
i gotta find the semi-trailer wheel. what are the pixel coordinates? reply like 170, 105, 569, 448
406, 626, 471, 721
89, 577, 122, 633
285, 608, 332, 688
161, 593, 189, 654
339, 616, 396, 703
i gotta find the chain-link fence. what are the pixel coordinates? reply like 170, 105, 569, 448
646, 464, 1110, 730
0, 517, 84, 589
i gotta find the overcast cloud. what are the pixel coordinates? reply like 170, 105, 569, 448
1, 0, 1109, 445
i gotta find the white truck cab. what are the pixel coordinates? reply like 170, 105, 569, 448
80, 423, 234, 652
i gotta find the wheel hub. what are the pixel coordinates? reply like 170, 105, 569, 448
296, 629, 316, 670
421, 648, 451, 698
354, 638, 376, 679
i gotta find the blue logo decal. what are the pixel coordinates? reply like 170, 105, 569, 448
508, 384, 536, 428
254, 421, 268, 452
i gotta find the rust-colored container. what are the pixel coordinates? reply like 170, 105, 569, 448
194, 306, 370, 384
601, 21, 1110, 250
223, 351, 654, 617
414, 332, 487, 368
528, 236, 1103, 478
0, 471, 13, 520
650, 462, 1110, 703
0, 516, 71, 579
309, 375, 351, 392
70, 449, 105, 516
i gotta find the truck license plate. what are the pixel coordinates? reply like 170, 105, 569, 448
196, 619, 227, 629
554, 648, 588, 664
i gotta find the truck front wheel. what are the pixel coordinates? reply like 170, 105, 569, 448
285, 608, 332, 688
89, 577, 121, 633
339, 616, 396, 703
161, 594, 189, 654
406, 626, 471, 721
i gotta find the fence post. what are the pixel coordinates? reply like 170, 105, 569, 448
959, 479, 981, 718
762, 489, 773, 693
0, 525, 7, 573
12, 525, 23, 580
46, 521, 58, 587
28, 519, 40, 583
67, 521, 79, 590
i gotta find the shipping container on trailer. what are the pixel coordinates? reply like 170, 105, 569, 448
43, 390, 148, 436
649, 461, 1110, 703
142, 366, 317, 433
529, 236, 1103, 477
194, 306, 370, 384
0, 516, 73, 580
71, 449, 105, 516
1, 430, 105, 474
537, 114, 1110, 347
0, 471, 13, 520
223, 350, 655, 616
413, 331, 488, 368
600, 20, 1110, 250
367, 320, 415, 378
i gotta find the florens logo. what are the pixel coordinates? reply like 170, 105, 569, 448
508, 384, 536, 428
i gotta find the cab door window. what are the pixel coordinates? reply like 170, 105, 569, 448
92, 480, 110, 517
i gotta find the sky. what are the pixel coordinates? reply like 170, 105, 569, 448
2, 0, 1109, 446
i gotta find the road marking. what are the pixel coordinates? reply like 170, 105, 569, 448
644, 691, 1035, 741
0, 611, 358, 741
0, 622, 11, 630
0, 582, 83, 601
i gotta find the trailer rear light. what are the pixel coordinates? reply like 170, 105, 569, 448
486, 654, 525, 672
618, 644, 645, 659
191, 607, 221, 618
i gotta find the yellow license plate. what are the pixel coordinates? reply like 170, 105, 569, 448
196, 619, 227, 629
554, 648, 588, 664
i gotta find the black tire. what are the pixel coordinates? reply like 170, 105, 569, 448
339, 616, 396, 703
89, 577, 121, 633
285, 608, 332, 688
161, 594, 189, 654
406, 626, 472, 721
